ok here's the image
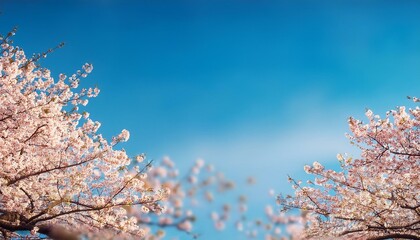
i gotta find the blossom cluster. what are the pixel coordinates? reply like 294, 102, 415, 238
130, 157, 236, 239
278, 104, 420, 239
0, 29, 168, 239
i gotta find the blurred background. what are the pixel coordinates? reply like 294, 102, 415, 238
2, 0, 420, 239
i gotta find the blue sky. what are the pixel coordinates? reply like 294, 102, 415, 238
2, 0, 420, 239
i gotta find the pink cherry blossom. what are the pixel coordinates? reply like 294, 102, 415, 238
278, 103, 420, 239
0, 29, 168, 239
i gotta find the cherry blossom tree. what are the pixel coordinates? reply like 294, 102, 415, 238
279, 102, 420, 239
0, 28, 237, 240
0, 28, 171, 239
234, 102, 420, 240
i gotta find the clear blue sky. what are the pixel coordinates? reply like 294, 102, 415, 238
2, 0, 420, 239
